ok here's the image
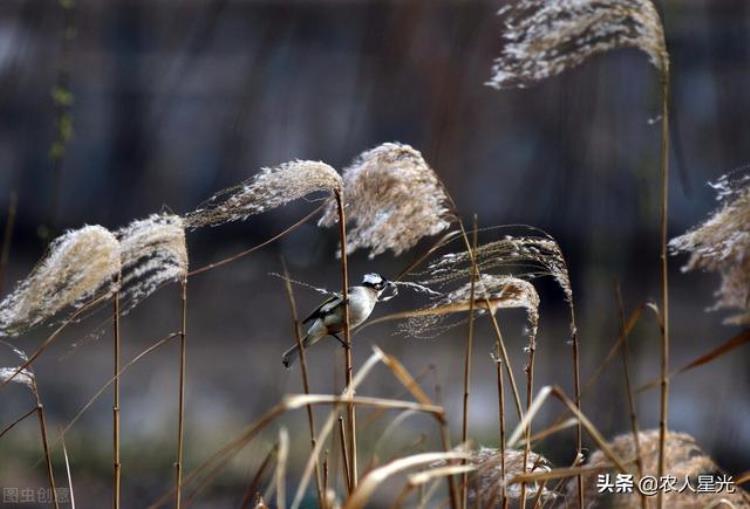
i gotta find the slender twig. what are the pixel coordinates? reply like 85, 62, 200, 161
335, 190, 357, 489
32, 377, 59, 509
239, 446, 276, 509
494, 355, 507, 509
280, 258, 324, 508
113, 273, 122, 509
0, 294, 111, 390
657, 67, 671, 509
338, 416, 352, 491
519, 305, 537, 509
176, 278, 188, 509
187, 205, 322, 277
614, 283, 646, 509
0, 406, 37, 440
460, 217, 479, 509
0, 191, 18, 294
60, 429, 76, 509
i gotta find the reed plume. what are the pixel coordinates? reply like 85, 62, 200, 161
487, 0, 668, 89
569, 429, 749, 508
184, 160, 342, 228
400, 274, 540, 341
670, 173, 750, 325
116, 213, 189, 310
0, 225, 120, 336
318, 142, 453, 258
0, 366, 35, 388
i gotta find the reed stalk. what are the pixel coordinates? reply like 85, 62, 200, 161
656, 67, 671, 509
175, 278, 188, 509
335, 190, 357, 489
113, 274, 121, 509
280, 259, 324, 508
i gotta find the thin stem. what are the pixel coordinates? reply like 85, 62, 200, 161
657, 68, 671, 509
569, 303, 584, 509
495, 355, 507, 509
338, 416, 352, 491
187, 206, 322, 277
614, 284, 646, 509
280, 259, 324, 508
0, 406, 37, 440
335, 190, 357, 489
32, 378, 59, 509
113, 274, 121, 509
519, 327, 537, 509
176, 278, 188, 509
460, 217, 479, 509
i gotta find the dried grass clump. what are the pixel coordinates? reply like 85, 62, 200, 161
0, 225, 120, 336
318, 142, 453, 258
670, 174, 750, 324
400, 274, 540, 339
184, 160, 343, 228
487, 0, 668, 89
420, 234, 572, 303
468, 447, 555, 506
568, 429, 749, 508
117, 213, 188, 311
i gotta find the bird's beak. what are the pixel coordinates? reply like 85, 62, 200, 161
379, 280, 398, 301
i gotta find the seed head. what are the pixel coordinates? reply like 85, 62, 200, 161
318, 143, 454, 258
488, 0, 668, 89
185, 160, 342, 228
0, 225, 120, 336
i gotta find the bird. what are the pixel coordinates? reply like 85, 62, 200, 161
282, 273, 392, 368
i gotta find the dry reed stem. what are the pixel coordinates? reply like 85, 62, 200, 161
240, 446, 276, 509
0, 191, 18, 295
175, 278, 188, 509
615, 284, 646, 509
0, 293, 110, 391
0, 406, 37, 440
495, 355, 508, 509
28, 372, 60, 509
338, 416, 352, 491
61, 430, 76, 509
54, 332, 180, 447
507, 386, 628, 474
657, 68, 671, 509
187, 205, 323, 277
460, 219, 479, 509
344, 452, 471, 509
280, 259, 324, 508
112, 274, 122, 509
276, 428, 289, 509
335, 190, 357, 491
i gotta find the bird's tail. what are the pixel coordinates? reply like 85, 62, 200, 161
282, 335, 309, 369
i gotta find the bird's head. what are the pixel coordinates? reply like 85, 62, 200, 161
361, 273, 392, 298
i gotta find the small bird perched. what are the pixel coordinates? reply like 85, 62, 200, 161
282, 273, 392, 368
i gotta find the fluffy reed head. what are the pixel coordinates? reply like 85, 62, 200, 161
318, 142, 454, 258
468, 447, 555, 506
0, 366, 35, 389
0, 225, 121, 336
184, 160, 343, 228
569, 429, 748, 508
487, 0, 668, 89
117, 214, 189, 311
400, 274, 540, 340
670, 173, 750, 324
419, 234, 572, 304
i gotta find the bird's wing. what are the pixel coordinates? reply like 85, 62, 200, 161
302, 294, 343, 324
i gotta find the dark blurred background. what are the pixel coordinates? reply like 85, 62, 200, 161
0, 0, 748, 507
